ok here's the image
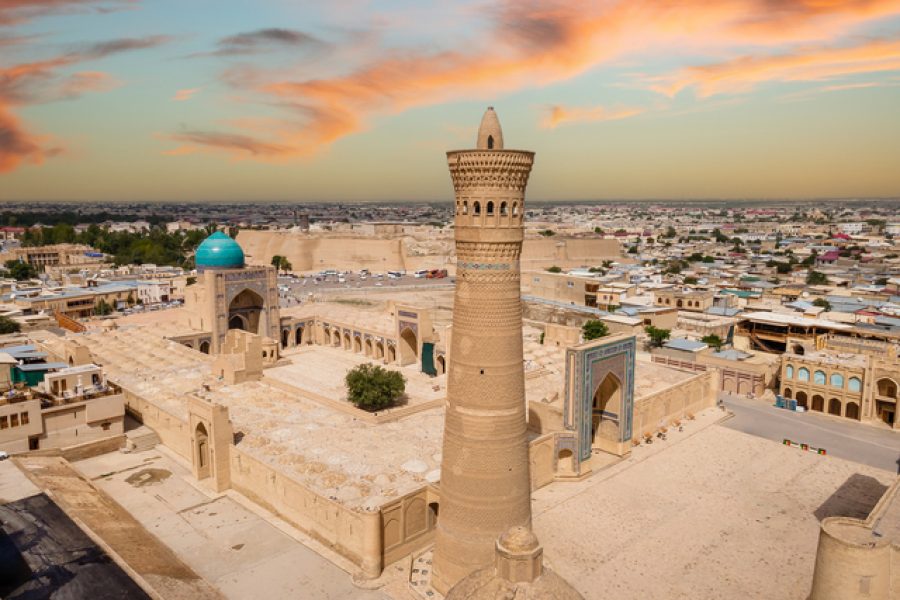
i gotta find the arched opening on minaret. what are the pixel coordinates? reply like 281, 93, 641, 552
591, 373, 621, 447
473, 201, 481, 215
512, 202, 519, 216
462, 201, 468, 215
487, 135, 494, 149
500, 202, 508, 216
486, 201, 494, 215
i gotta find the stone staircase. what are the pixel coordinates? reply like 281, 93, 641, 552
123, 426, 161, 453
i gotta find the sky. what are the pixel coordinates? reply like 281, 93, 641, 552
1, 0, 900, 202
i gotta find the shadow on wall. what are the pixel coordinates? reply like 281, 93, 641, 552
813, 473, 888, 522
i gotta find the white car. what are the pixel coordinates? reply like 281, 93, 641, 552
0, 450, 9, 461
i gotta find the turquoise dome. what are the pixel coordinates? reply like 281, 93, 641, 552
195, 231, 245, 271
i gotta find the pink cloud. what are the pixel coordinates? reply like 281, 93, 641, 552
541, 104, 644, 128
172, 87, 200, 101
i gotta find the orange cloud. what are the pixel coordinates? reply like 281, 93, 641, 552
169, 0, 900, 161
0, 106, 61, 172
541, 104, 644, 128
0, 0, 134, 25
172, 87, 200, 101
651, 38, 900, 97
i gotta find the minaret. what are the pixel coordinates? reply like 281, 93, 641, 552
432, 107, 536, 593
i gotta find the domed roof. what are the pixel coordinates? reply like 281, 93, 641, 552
476, 106, 504, 150
195, 231, 245, 271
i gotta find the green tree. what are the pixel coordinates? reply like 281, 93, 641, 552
593, 227, 603, 235
271, 255, 285, 270
812, 298, 832, 311
345, 363, 406, 412
546, 265, 563, 273
683, 276, 698, 285
94, 299, 114, 316
0, 315, 21, 334
4, 260, 38, 281
701, 334, 724, 350
645, 325, 671, 348
582, 319, 609, 341
806, 271, 829, 285
280, 258, 292, 273
539, 229, 556, 237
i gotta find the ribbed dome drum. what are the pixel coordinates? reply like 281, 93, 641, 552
194, 231, 245, 272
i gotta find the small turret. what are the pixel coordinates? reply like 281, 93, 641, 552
476, 106, 504, 150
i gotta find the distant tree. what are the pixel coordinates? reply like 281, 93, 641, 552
228, 226, 239, 239
812, 298, 832, 311
0, 315, 21, 334
539, 229, 556, 237
701, 334, 724, 350
186, 276, 197, 286
627, 246, 638, 254
280, 258, 292, 273
645, 325, 671, 348
546, 266, 563, 273
582, 319, 609, 341
4, 260, 37, 281
593, 227, 603, 235
683, 276, 698, 285
94, 299, 114, 316
345, 363, 406, 412
271, 255, 285, 271
806, 271, 829, 285
664, 226, 677, 238
875, 277, 888, 286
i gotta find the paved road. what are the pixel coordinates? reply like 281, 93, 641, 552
720, 393, 900, 473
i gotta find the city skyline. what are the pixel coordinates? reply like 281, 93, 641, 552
2, 0, 900, 202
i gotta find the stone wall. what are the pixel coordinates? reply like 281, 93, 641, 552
631, 370, 719, 440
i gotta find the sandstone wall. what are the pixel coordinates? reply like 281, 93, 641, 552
236, 230, 622, 274
632, 370, 719, 440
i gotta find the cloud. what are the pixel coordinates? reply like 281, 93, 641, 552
0, 0, 134, 26
188, 28, 322, 58
172, 87, 200, 101
0, 106, 61, 172
166, 130, 293, 158
541, 104, 644, 128
650, 38, 900, 97
0, 34, 172, 172
168, 0, 900, 161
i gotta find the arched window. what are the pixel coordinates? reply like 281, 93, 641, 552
798, 368, 810, 382
830, 373, 844, 388
462, 201, 468, 215
848, 377, 861, 392
486, 201, 494, 215
785, 365, 794, 379
487, 135, 494, 149
500, 201, 508, 215
473, 201, 481, 215
813, 370, 826, 385
512, 202, 519, 216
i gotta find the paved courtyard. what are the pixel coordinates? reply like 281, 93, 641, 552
74, 449, 389, 600
532, 420, 895, 600
270, 344, 445, 406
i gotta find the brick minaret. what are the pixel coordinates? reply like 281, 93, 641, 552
432, 107, 536, 593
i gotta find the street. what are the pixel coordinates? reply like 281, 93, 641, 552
720, 393, 900, 473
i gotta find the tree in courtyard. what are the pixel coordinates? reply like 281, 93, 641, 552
806, 271, 829, 285
701, 334, 724, 350
582, 319, 609, 341
0, 315, 21, 334
546, 265, 562, 273
345, 363, 406, 412
280, 258, 292, 273
645, 325, 671, 348
4, 260, 38, 281
812, 298, 832, 312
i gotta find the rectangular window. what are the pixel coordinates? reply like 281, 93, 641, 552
10, 414, 19, 427
0, 416, 7, 429
567, 281, 574, 288
21, 412, 29, 425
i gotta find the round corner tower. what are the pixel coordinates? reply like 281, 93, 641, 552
432, 107, 536, 594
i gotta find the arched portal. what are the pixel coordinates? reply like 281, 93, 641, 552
557, 448, 575, 476
332, 329, 341, 347
793, 344, 805, 355
877, 378, 898, 398
281, 329, 289, 348
846, 402, 860, 420
812, 395, 824, 412
428, 502, 440, 528
591, 373, 621, 448
354, 336, 362, 353
343, 332, 352, 350
195, 422, 210, 480
399, 328, 418, 366
295, 327, 303, 346
365, 338, 373, 357
228, 288, 264, 334
375, 341, 385, 360
828, 398, 842, 416
199, 341, 210, 354
436, 355, 446, 375
783, 388, 792, 399
796, 391, 808, 408
387, 344, 397, 363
